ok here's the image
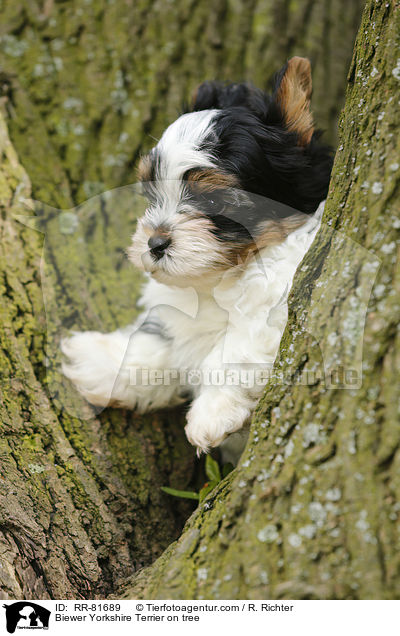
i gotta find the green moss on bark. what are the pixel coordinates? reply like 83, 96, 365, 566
1, 0, 363, 209
0, 111, 198, 599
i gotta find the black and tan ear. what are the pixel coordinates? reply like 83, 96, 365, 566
275, 56, 314, 145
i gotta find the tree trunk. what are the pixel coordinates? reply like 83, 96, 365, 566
0, 111, 199, 599
0, 109, 202, 598
0, 0, 364, 210
118, 0, 400, 599
0, 0, 365, 599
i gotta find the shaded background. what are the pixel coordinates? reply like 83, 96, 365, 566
1, 0, 364, 209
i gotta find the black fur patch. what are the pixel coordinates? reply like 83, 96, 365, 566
188, 80, 333, 215
187, 187, 296, 243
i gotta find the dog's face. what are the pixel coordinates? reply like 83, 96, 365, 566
128, 57, 332, 286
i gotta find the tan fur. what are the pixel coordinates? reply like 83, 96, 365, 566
186, 168, 239, 191
276, 56, 314, 145
137, 155, 153, 182
235, 214, 308, 262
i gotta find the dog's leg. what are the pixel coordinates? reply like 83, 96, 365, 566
185, 384, 256, 454
61, 318, 181, 411
184, 321, 277, 453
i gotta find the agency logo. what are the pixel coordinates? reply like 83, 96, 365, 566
2, 603, 50, 634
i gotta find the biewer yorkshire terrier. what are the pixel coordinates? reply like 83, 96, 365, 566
62, 57, 332, 456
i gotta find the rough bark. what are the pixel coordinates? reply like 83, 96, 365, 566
0, 111, 200, 600
0, 0, 364, 211
119, 0, 400, 599
0, 0, 365, 600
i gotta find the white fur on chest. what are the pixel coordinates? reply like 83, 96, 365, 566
61, 202, 324, 454
139, 202, 323, 372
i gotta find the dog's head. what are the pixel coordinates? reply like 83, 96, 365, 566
128, 57, 332, 286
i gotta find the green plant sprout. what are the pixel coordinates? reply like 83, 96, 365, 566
161, 456, 234, 503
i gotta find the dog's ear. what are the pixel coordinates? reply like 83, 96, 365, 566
190, 81, 268, 115
274, 56, 314, 145
191, 81, 224, 111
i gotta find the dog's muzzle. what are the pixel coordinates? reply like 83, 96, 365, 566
148, 232, 171, 260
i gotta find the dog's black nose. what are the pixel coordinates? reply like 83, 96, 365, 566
148, 234, 171, 259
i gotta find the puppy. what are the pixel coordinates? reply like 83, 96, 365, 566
62, 57, 332, 455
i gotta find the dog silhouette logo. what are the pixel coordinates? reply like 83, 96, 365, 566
3, 602, 50, 633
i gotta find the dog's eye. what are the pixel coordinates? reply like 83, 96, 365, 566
197, 192, 226, 215
206, 198, 219, 208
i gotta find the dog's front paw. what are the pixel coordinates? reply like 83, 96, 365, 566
61, 331, 128, 407
185, 391, 252, 455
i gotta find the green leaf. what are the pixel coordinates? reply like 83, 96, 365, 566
199, 479, 219, 502
205, 455, 221, 482
161, 486, 199, 501
222, 462, 234, 478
